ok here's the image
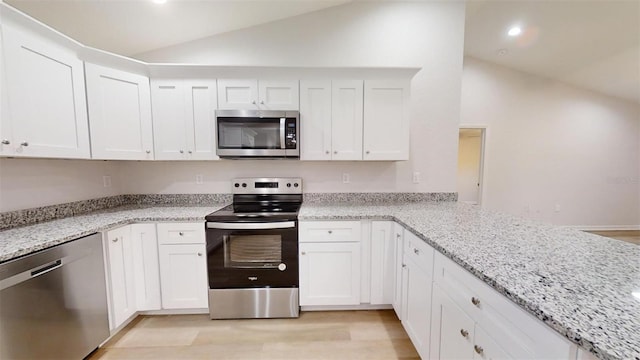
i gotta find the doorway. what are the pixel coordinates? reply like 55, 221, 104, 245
457, 127, 486, 205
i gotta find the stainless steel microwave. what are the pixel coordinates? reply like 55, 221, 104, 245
216, 110, 299, 159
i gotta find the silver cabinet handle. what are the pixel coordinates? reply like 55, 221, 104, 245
146, 150, 151, 154
334, 151, 337, 154
180, 150, 184, 153
413, 248, 420, 255
474, 345, 484, 355
301, 251, 306, 255
460, 329, 469, 338
1, 139, 9, 145
401, 264, 406, 268
112, 238, 118, 243
328, 230, 333, 234
471, 297, 480, 306
252, 100, 256, 104
20, 141, 29, 147
396, 233, 401, 239
366, 150, 370, 154
260, 100, 264, 104
179, 232, 184, 236
325, 150, 330, 154
188, 150, 192, 154
197, 252, 202, 256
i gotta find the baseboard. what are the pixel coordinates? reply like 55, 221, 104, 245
301, 304, 393, 311
139, 308, 209, 315
569, 225, 640, 231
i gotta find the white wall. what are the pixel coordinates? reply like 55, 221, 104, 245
457, 133, 482, 203
0, 158, 122, 212
135, 1, 466, 194
461, 57, 640, 227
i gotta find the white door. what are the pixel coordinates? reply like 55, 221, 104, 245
299, 80, 332, 160
258, 80, 299, 110
1, 23, 90, 158
130, 224, 161, 311
392, 222, 404, 319
331, 80, 363, 160
363, 80, 410, 160
370, 221, 394, 305
402, 256, 432, 359
151, 80, 188, 160
217, 79, 258, 110
430, 284, 476, 360
457, 128, 485, 204
185, 80, 218, 160
299, 242, 361, 306
105, 226, 136, 329
158, 244, 208, 309
85, 63, 154, 160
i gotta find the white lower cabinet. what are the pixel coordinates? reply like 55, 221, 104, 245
130, 224, 161, 311
392, 222, 404, 319
369, 221, 395, 305
298, 221, 361, 306
157, 223, 208, 309
104, 225, 136, 330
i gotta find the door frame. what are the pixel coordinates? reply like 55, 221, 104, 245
458, 125, 488, 206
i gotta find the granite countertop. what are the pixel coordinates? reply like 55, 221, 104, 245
299, 202, 640, 360
0, 201, 638, 360
0, 204, 226, 263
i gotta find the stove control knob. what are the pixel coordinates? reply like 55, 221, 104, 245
242, 183, 247, 188
286, 183, 291, 187
234, 183, 240, 188
278, 263, 287, 271
294, 183, 299, 187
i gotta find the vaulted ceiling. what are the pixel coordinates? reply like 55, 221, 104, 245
5, 0, 639, 103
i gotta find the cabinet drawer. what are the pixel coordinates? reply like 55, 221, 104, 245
403, 230, 434, 274
299, 221, 361, 243
157, 223, 205, 245
433, 252, 574, 359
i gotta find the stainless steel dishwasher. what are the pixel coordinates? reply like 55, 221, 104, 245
0, 232, 110, 359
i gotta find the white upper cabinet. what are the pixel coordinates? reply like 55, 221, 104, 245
151, 79, 218, 160
1, 19, 90, 158
218, 79, 299, 110
363, 80, 410, 160
332, 80, 363, 160
85, 63, 154, 160
299, 80, 332, 160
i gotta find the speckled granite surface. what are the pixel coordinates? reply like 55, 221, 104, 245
299, 202, 640, 360
0, 204, 225, 263
303, 192, 457, 203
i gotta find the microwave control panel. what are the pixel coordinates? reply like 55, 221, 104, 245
285, 119, 297, 149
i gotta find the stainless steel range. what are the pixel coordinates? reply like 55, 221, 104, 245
205, 178, 302, 319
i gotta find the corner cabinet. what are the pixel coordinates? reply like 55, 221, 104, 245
0, 16, 90, 159
363, 80, 410, 160
103, 225, 136, 330
299, 221, 362, 306
217, 79, 299, 110
85, 63, 154, 160
150, 79, 218, 160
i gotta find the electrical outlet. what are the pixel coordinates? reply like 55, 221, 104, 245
102, 175, 112, 188
412, 172, 420, 184
196, 175, 204, 185
342, 173, 350, 184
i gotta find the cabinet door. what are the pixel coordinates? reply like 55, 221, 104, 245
85, 63, 154, 160
363, 80, 410, 160
402, 256, 432, 359
151, 80, 188, 160
299, 242, 361, 306
299, 80, 332, 160
258, 80, 299, 110
130, 224, 161, 311
105, 226, 136, 330
370, 221, 394, 305
217, 79, 258, 110
185, 80, 218, 160
392, 222, 404, 319
473, 325, 512, 360
430, 283, 476, 360
158, 244, 208, 309
331, 80, 363, 160
1, 23, 90, 158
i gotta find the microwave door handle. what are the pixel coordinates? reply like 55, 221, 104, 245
280, 118, 286, 149
207, 221, 296, 230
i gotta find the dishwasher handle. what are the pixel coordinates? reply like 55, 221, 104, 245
31, 259, 63, 278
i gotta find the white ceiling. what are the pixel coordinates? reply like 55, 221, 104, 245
4, 0, 640, 103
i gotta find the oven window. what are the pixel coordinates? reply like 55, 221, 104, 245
224, 234, 282, 268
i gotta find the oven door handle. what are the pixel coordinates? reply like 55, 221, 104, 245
207, 221, 296, 230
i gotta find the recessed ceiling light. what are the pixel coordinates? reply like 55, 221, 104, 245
152, 0, 167, 4
497, 48, 509, 56
508, 26, 522, 37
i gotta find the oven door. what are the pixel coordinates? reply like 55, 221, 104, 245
206, 221, 298, 289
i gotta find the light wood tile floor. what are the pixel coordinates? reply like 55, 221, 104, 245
585, 230, 640, 245
88, 310, 420, 360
